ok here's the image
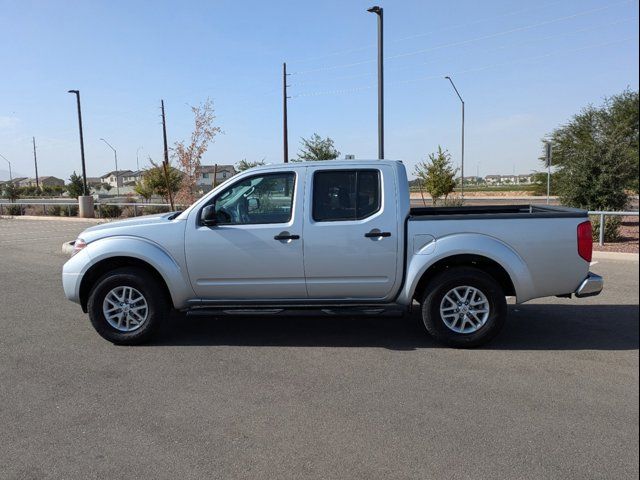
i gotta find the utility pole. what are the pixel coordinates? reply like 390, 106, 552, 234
68, 90, 88, 195
32, 137, 39, 191
368, 6, 384, 159
160, 100, 175, 210
283, 62, 290, 163
444, 76, 465, 200
545, 141, 552, 205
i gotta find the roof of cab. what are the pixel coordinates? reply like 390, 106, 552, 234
247, 159, 404, 172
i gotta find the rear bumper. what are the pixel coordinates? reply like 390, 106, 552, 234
574, 272, 604, 298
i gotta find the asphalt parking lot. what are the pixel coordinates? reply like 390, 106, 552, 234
1, 218, 638, 480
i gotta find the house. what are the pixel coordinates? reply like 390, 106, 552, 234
21, 176, 65, 188
462, 176, 483, 185
100, 170, 141, 188
17, 178, 33, 187
518, 174, 534, 184
121, 171, 142, 186
500, 175, 518, 184
86, 177, 103, 188
197, 165, 237, 191
484, 175, 502, 185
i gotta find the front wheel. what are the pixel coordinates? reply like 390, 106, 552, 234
420, 267, 507, 348
87, 267, 168, 345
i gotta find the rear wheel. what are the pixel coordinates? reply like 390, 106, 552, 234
420, 267, 507, 348
87, 267, 167, 345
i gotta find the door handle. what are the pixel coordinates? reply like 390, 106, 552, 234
274, 233, 300, 241
364, 230, 391, 238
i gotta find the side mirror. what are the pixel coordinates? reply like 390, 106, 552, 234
201, 205, 217, 226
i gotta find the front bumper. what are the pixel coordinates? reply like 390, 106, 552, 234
574, 272, 604, 298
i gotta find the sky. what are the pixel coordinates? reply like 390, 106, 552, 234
0, 0, 638, 181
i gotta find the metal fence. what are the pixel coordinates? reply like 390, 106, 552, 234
0, 201, 186, 218
588, 210, 640, 246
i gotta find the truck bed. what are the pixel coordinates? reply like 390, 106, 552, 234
409, 204, 587, 220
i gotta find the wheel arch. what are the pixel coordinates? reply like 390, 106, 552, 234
79, 256, 172, 313
412, 254, 516, 303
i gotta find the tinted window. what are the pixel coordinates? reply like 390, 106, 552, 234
212, 172, 295, 225
312, 170, 380, 222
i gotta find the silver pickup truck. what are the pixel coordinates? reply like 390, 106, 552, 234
62, 160, 602, 347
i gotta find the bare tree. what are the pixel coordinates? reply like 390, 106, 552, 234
173, 99, 222, 204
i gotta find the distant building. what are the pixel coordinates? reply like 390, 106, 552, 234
86, 177, 103, 188
30, 176, 65, 188
485, 175, 502, 185
518, 174, 534, 184
462, 176, 483, 185
484, 174, 534, 185
197, 165, 237, 191
5, 177, 28, 186
100, 170, 141, 188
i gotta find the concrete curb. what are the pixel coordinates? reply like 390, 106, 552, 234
593, 250, 639, 262
0, 215, 107, 224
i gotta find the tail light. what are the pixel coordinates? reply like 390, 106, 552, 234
577, 221, 592, 262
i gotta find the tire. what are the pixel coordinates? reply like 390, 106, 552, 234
87, 267, 168, 345
420, 267, 507, 348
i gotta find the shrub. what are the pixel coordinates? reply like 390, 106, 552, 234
590, 215, 622, 243
3, 205, 23, 216
442, 196, 464, 207
47, 205, 64, 217
99, 204, 122, 218
141, 205, 170, 215
60, 205, 78, 217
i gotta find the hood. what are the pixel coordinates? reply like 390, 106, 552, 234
79, 212, 181, 242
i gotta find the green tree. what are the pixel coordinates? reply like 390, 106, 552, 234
236, 159, 265, 172
134, 178, 154, 202
2, 181, 21, 202
531, 171, 559, 196
66, 171, 85, 197
545, 90, 639, 210
295, 133, 340, 161
414, 146, 458, 206
139, 160, 182, 204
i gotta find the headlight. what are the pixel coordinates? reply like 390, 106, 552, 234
71, 238, 87, 256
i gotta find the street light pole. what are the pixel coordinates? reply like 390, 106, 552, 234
283, 62, 290, 163
32, 137, 39, 191
444, 76, 465, 200
368, 5, 384, 159
0, 153, 12, 181
67, 90, 88, 195
100, 138, 119, 198
136, 146, 143, 171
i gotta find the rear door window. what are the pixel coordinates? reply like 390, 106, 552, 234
312, 170, 381, 222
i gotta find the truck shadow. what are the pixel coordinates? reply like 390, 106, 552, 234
153, 304, 639, 351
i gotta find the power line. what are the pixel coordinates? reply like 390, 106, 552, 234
385, 0, 633, 62
288, 0, 571, 64
292, 37, 634, 98
290, 0, 632, 75
289, 16, 635, 89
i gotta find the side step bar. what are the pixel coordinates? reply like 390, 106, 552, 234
186, 305, 407, 318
